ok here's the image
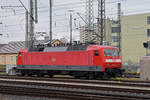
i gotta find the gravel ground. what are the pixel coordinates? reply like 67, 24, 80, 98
0, 94, 66, 100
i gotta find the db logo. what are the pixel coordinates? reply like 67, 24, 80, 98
52, 58, 56, 62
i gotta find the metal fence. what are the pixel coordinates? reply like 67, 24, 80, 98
6, 64, 16, 75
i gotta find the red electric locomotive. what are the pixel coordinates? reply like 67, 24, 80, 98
16, 44, 122, 79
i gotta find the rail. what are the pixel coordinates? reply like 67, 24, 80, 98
0, 76, 149, 99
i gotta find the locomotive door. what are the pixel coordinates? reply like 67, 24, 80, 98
93, 50, 101, 66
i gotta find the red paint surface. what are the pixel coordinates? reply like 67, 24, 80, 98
17, 45, 122, 72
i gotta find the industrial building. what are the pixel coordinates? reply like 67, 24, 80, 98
80, 13, 150, 65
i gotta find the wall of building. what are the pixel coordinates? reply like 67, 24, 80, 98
0, 54, 17, 65
111, 21, 120, 47
121, 13, 150, 64
105, 18, 112, 45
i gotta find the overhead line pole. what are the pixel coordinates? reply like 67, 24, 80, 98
18, 0, 34, 20
29, 0, 34, 48
85, 0, 94, 43
68, 10, 74, 44
35, 0, 38, 23
97, 0, 105, 45
25, 11, 29, 48
19, 0, 37, 48
118, 3, 121, 52
49, 0, 52, 45
70, 12, 73, 44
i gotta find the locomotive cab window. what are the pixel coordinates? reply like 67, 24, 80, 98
94, 50, 99, 56
104, 49, 119, 56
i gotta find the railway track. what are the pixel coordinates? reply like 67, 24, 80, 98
0, 76, 149, 99
1, 85, 139, 100
123, 73, 140, 78
0, 75, 149, 88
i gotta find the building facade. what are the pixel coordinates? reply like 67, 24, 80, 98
0, 41, 25, 65
79, 25, 97, 44
109, 13, 150, 65
121, 13, 150, 65
110, 20, 120, 47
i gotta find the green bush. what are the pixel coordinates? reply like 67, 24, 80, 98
0, 65, 6, 72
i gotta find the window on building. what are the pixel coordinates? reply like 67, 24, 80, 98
147, 29, 150, 37
1, 56, 5, 64
10, 56, 13, 64
112, 27, 119, 33
147, 16, 150, 24
112, 36, 119, 42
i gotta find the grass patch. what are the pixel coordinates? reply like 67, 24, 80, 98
0, 72, 6, 75
112, 77, 140, 81
54, 75, 73, 78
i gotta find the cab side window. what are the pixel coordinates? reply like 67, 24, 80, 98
94, 50, 99, 56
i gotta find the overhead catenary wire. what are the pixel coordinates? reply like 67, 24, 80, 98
1, 0, 150, 42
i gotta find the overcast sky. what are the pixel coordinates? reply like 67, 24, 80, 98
0, 0, 150, 43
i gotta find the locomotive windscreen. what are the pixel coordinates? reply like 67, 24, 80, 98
104, 49, 119, 56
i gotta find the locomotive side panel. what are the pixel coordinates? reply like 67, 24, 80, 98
23, 51, 91, 66
17, 50, 102, 72
63, 51, 90, 66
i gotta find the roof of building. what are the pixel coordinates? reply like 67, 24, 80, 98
123, 12, 150, 17
43, 39, 65, 44
0, 44, 7, 49
0, 41, 25, 54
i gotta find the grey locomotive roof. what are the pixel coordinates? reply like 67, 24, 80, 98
44, 44, 89, 52
44, 47, 68, 52
67, 45, 88, 51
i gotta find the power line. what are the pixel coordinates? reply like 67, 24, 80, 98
0, 0, 122, 15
